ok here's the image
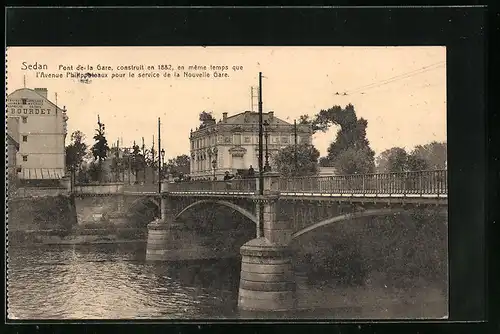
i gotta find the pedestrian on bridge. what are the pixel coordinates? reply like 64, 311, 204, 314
247, 165, 255, 178
224, 171, 235, 192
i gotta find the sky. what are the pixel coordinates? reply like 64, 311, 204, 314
6, 46, 446, 160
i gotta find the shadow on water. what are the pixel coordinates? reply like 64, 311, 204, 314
7, 210, 448, 319
288, 211, 448, 319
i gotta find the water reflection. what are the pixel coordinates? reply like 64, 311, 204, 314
7, 244, 241, 319
7, 214, 448, 320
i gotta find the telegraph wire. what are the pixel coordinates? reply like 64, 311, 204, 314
336, 61, 446, 97
345, 61, 445, 94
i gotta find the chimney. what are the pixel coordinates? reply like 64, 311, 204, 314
222, 112, 228, 123
34, 88, 48, 99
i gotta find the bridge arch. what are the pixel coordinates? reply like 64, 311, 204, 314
174, 199, 258, 225
291, 207, 447, 240
128, 197, 160, 210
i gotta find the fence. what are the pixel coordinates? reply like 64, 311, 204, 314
68, 170, 447, 197
168, 178, 257, 193
277, 170, 447, 196
10, 187, 69, 198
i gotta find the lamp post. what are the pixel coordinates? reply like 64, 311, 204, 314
161, 148, 165, 180
263, 120, 271, 172
212, 159, 217, 180
294, 119, 298, 176
158, 117, 162, 194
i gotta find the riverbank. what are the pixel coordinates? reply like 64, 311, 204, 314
8, 227, 147, 246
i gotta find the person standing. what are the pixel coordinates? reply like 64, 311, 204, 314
247, 165, 255, 178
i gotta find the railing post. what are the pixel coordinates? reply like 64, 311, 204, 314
60, 175, 72, 194
263, 171, 280, 196
402, 172, 406, 196
419, 171, 423, 196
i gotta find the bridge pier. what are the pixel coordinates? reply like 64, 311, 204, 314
146, 181, 226, 261
238, 173, 296, 312
107, 194, 128, 225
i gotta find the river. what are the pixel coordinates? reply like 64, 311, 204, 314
7, 242, 448, 320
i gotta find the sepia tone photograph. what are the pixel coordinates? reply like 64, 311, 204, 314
6, 46, 448, 320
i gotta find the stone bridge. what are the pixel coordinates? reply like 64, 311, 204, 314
71, 170, 448, 312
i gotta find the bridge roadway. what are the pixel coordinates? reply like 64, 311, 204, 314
71, 170, 448, 313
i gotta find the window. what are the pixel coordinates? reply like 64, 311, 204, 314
21, 99, 27, 105
233, 133, 241, 145
22, 155, 28, 162
22, 117, 28, 124
22, 135, 28, 142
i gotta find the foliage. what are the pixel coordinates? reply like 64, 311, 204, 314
199, 111, 216, 129
273, 143, 320, 177
130, 142, 146, 178
376, 147, 409, 173
318, 156, 331, 167
333, 147, 375, 175
87, 162, 105, 182
306, 104, 376, 173
65, 131, 88, 172
410, 141, 447, 170
407, 152, 430, 171
165, 154, 191, 178
375, 142, 446, 173
91, 117, 110, 163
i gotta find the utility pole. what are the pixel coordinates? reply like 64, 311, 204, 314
294, 119, 298, 175
258, 72, 264, 238
152, 135, 155, 184
142, 136, 146, 183
158, 118, 161, 194
116, 139, 120, 182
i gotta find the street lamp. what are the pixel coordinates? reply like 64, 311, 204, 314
263, 120, 271, 172
160, 148, 165, 180
212, 159, 217, 180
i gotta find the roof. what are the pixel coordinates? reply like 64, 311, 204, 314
6, 134, 19, 150
18, 168, 65, 180
224, 111, 291, 126
7, 88, 66, 112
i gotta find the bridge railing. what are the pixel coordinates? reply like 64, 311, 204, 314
73, 183, 124, 195
168, 178, 257, 193
9, 187, 69, 198
278, 170, 447, 196
123, 183, 158, 193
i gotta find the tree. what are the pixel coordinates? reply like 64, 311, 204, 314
334, 147, 375, 175
376, 147, 409, 173
65, 130, 88, 173
87, 162, 103, 182
407, 151, 430, 171
90, 116, 110, 181
199, 111, 216, 129
306, 104, 375, 173
130, 141, 146, 182
273, 143, 320, 177
166, 154, 191, 178
410, 141, 447, 170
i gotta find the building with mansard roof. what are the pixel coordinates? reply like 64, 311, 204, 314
189, 110, 313, 180
6, 88, 68, 182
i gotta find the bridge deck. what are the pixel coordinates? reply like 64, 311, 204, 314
74, 170, 448, 204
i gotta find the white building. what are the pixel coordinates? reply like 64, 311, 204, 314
6, 88, 68, 181
189, 111, 313, 180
